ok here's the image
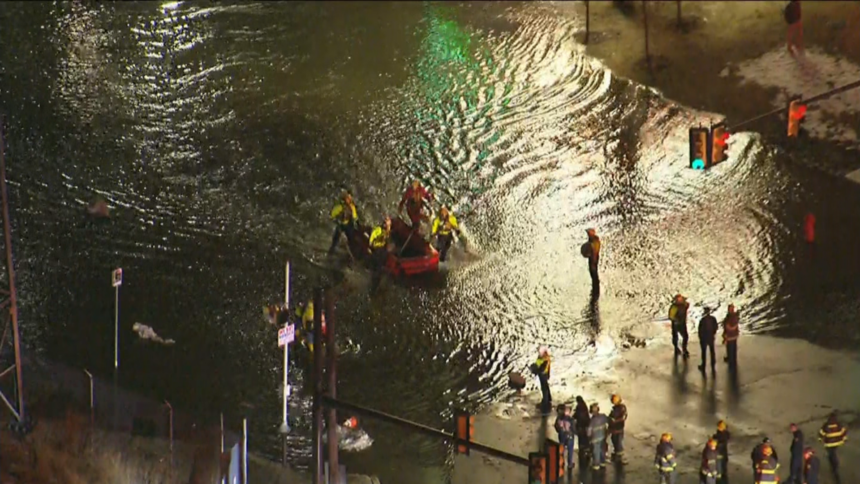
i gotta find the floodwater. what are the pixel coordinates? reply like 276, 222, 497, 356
1, 1, 859, 482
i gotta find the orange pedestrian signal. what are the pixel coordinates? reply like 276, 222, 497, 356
787, 97, 807, 138
455, 410, 474, 455
711, 123, 730, 165
545, 440, 563, 483
528, 452, 548, 484
689, 127, 710, 170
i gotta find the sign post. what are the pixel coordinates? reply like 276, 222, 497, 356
111, 268, 122, 370
279, 261, 293, 434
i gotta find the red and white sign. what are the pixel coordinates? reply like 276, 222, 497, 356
278, 324, 295, 347
112, 268, 123, 287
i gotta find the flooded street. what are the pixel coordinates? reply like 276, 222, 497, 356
1, 1, 859, 482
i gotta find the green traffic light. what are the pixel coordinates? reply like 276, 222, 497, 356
692, 159, 705, 170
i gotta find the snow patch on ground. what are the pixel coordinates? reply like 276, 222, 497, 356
725, 47, 860, 144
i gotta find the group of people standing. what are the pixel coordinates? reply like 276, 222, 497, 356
552, 394, 629, 474
667, 295, 740, 374
551, 391, 848, 484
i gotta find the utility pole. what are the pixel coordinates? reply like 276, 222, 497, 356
0, 116, 28, 433
642, 0, 652, 70
585, 1, 590, 44
325, 289, 339, 484
311, 289, 324, 484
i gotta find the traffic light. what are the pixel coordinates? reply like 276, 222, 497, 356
545, 439, 563, 483
455, 410, 474, 455
528, 452, 547, 484
689, 127, 710, 170
787, 96, 807, 137
711, 123, 730, 166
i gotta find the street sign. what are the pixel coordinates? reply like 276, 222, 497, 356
278, 324, 295, 347
112, 268, 123, 287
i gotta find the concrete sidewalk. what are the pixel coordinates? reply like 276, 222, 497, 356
452, 332, 859, 484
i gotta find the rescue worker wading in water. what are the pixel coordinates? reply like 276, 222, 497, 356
368, 216, 392, 291
581, 228, 601, 289
398, 179, 433, 230
295, 300, 325, 354
668, 294, 690, 359
328, 191, 359, 255
431, 205, 460, 262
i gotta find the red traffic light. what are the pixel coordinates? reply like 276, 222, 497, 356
715, 131, 730, 147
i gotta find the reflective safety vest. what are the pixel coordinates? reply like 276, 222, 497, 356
668, 302, 688, 325
432, 214, 459, 236
296, 301, 314, 332
330, 201, 358, 226
608, 404, 627, 434
701, 447, 719, 477
723, 313, 740, 342
756, 458, 779, 483
369, 226, 389, 249
534, 355, 551, 378
588, 237, 601, 266
819, 421, 847, 448
654, 442, 677, 473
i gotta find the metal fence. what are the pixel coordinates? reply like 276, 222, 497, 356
13, 350, 249, 484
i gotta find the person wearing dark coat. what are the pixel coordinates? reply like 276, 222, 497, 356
751, 438, 778, 483
573, 396, 591, 460
803, 447, 820, 484
698, 307, 719, 373
787, 423, 804, 484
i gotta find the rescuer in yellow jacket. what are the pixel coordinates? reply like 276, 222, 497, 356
431, 205, 460, 262
531, 347, 552, 414
368, 216, 392, 291
328, 191, 359, 255
295, 300, 327, 354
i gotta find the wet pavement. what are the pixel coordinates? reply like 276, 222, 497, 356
0, 2, 859, 483
453, 333, 860, 484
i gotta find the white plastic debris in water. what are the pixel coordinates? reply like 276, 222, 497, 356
321, 422, 374, 452
726, 46, 860, 145
132, 323, 176, 345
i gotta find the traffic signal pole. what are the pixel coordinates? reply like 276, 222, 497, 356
309, 287, 531, 472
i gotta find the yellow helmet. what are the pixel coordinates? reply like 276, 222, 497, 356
762, 445, 773, 456
717, 420, 727, 431
611, 394, 621, 405
661, 433, 672, 442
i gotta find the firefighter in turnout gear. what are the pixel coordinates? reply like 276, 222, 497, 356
608, 394, 628, 464
654, 433, 678, 484
587, 403, 609, 470
701, 438, 720, 484
755, 444, 779, 484
752, 438, 779, 483
713, 420, 730, 484
818, 411, 847, 484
